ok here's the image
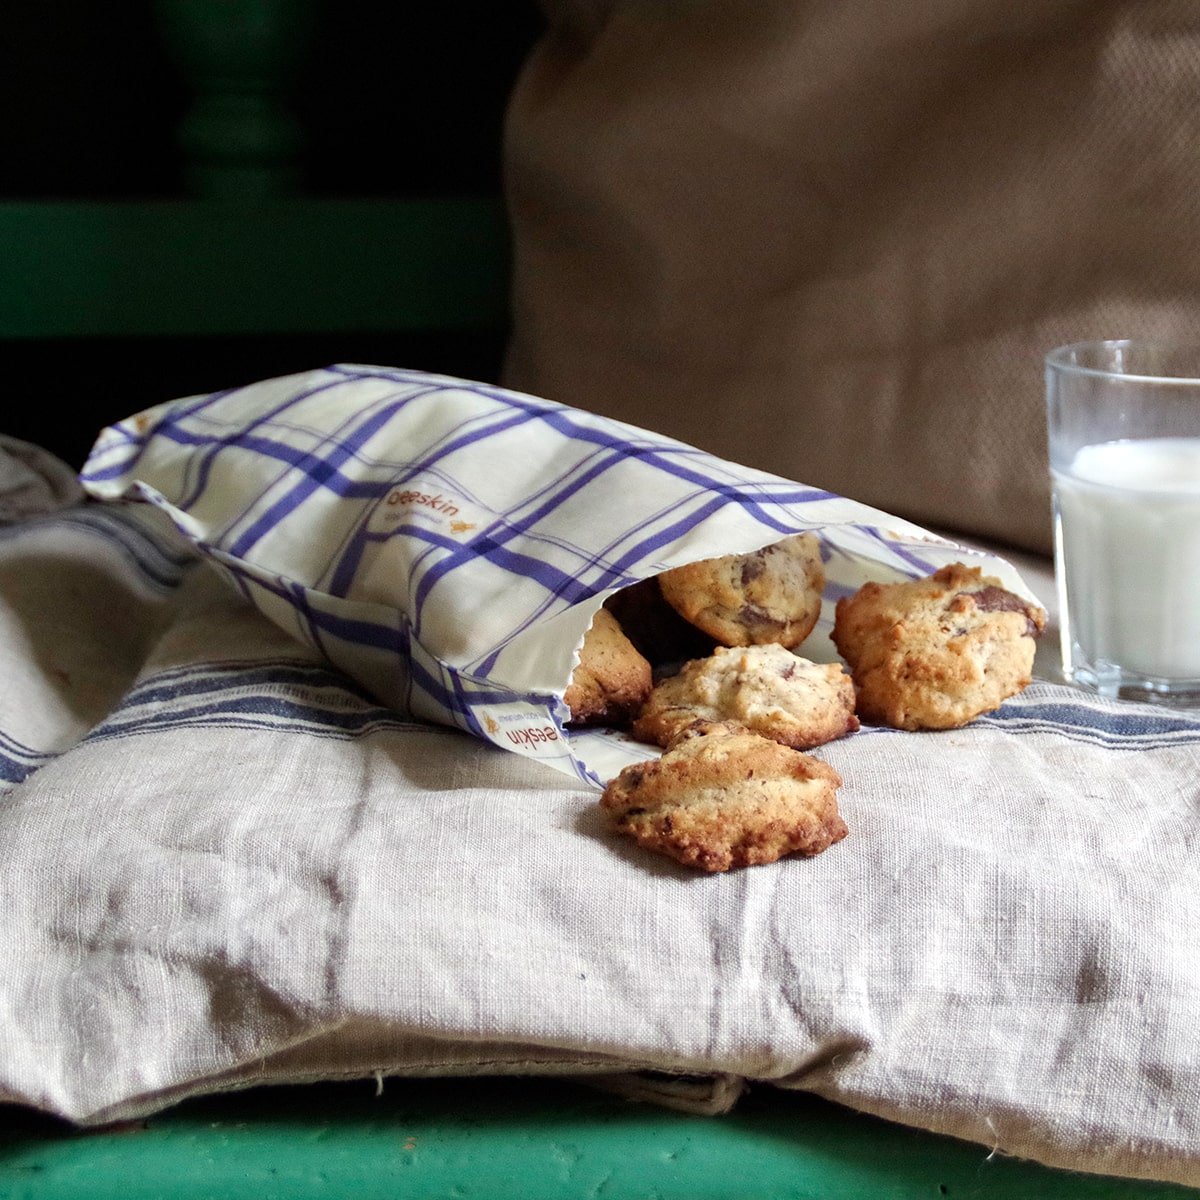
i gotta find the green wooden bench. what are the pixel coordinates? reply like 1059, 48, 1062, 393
0, 194, 508, 339
0, 1, 515, 464
2, 1076, 1195, 1200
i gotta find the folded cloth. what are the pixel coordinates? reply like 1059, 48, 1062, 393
2, 487, 1200, 1187
0, 434, 84, 523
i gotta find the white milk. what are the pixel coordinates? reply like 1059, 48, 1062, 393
1053, 437, 1200, 682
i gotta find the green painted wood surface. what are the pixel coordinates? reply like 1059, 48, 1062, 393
154, 0, 317, 199
1, 1078, 1195, 1200
0, 198, 509, 339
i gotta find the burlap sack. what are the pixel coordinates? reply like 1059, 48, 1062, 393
503, 0, 1200, 554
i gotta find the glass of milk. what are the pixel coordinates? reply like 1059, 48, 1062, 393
1046, 340, 1200, 706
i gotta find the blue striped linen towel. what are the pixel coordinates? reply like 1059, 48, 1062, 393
81, 365, 1041, 785
9, 441, 1200, 1185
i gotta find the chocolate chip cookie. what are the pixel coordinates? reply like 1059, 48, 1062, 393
564, 607, 653, 725
600, 720, 848, 872
831, 562, 1047, 731
658, 532, 825, 649
631, 643, 858, 750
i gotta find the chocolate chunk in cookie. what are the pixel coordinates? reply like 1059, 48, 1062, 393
831, 562, 1047, 731
564, 607, 653, 725
600, 720, 848, 872
632, 643, 858, 750
658, 532, 825, 649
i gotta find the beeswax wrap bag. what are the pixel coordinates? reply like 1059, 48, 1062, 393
6, 412, 1200, 1186
503, 0, 1200, 555
79, 364, 1033, 786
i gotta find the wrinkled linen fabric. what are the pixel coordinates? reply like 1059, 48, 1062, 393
3, 448, 1200, 1187
503, 0, 1200, 554
0, 435, 84, 524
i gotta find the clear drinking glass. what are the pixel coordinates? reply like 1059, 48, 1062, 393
1046, 340, 1200, 706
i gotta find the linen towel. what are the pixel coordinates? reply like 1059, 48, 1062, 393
3, 438, 1200, 1185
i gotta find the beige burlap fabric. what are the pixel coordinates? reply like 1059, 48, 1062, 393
503, 0, 1200, 553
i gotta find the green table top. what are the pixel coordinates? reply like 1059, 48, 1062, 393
1, 1077, 1195, 1200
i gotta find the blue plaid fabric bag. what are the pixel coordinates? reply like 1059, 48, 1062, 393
82, 365, 1037, 784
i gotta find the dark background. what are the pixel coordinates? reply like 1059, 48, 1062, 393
4, 2, 544, 464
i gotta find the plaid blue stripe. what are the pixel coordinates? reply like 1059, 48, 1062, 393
177, 378, 359, 513
225, 389, 447, 556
